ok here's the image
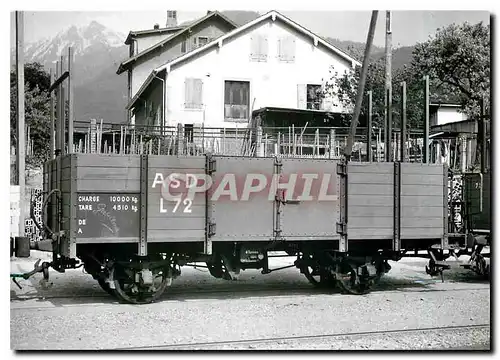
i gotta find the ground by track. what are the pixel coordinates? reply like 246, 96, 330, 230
111, 324, 491, 350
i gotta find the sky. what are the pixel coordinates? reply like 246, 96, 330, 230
12, 10, 491, 48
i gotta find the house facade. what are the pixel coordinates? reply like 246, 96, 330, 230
120, 11, 360, 129
117, 11, 238, 102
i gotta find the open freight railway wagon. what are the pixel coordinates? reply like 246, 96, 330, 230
41, 152, 449, 304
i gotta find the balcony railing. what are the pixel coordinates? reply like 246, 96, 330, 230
66, 120, 434, 164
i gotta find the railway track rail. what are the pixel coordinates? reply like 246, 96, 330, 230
111, 324, 491, 350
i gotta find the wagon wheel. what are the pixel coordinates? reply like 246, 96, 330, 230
336, 262, 372, 295
97, 278, 117, 297
111, 265, 171, 304
471, 253, 489, 279
82, 259, 117, 298
425, 259, 441, 277
372, 260, 391, 285
300, 253, 337, 288
303, 264, 322, 286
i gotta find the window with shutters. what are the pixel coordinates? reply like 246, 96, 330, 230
306, 84, 323, 110
184, 78, 203, 109
277, 36, 296, 63
224, 80, 250, 122
297, 84, 324, 110
249, 34, 268, 62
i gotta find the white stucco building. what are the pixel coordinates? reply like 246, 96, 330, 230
121, 10, 360, 129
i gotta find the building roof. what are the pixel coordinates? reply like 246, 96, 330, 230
430, 118, 479, 134
127, 10, 363, 110
252, 106, 343, 116
126, 69, 164, 110
117, 11, 238, 74
124, 26, 186, 45
155, 10, 361, 74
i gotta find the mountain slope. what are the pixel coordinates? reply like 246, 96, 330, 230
22, 21, 128, 122
326, 37, 415, 70
25, 21, 123, 62
325, 37, 385, 62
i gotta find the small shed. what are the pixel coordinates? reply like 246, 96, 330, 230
251, 106, 366, 129
430, 103, 468, 127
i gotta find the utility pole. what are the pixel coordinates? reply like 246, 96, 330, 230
15, 10, 29, 256
384, 10, 392, 162
60, 55, 66, 155
479, 97, 487, 173
423, 75, 430, 163
400, 81, 407, 162
68, 47, 74, 153
50, 68, 55, 158
55, 61, 61, 156
344, 11, 378, 159
367, 91, 373, 162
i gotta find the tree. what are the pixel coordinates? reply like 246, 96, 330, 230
323, 21, 490, 129
411, 21, 490, 118
11, 62, 52, 170
324, 59, 425, 129
10, 62, 50, 93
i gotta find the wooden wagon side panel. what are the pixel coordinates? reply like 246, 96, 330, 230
209, 156, 275, 242
75, 154, 141, 192
347, 163, 394, 240
400, 163, 446, 240
279, 158, 341, 240
73, 154, 141, 245
147, 156, 206, 243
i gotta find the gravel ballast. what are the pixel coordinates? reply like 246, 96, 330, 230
11, 253, 490, 350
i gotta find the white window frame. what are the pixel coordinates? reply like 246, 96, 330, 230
306, 84, 323, 110
223, 80, 251, 122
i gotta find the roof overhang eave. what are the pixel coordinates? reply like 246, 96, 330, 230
124, 32, 133, 45
125, 70, 159, 110
117, 59, 135, 75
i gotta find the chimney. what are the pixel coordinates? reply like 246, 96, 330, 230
166, 10, 177, 27
153, 23, 160, 29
